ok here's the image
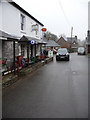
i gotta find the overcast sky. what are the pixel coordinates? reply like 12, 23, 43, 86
13, 0, 89, 40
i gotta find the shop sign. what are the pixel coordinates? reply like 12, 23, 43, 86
31, 40, 35, 45
41, 28, 47, 32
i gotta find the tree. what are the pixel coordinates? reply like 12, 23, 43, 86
43, 31, 58, 41
78, 40, 86, 47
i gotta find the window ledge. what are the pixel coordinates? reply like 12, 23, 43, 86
20, 30, 26, 34
36, 35, 39, 38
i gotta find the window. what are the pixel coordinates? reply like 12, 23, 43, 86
31, 24, 39, 35
21, 14, 25, 31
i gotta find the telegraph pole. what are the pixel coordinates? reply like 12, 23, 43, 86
71, 27, 73, 42
70, 27, 73, 52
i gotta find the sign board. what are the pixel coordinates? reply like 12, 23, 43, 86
41, 28, 47, 32
48, 50, 53, 57
28, 40, 35, 45
32, 24, 39, 31
31, 40, 35, 45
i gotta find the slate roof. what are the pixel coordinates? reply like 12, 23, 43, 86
0, 31, 46, 44
20, 35, 47, 44
0, 30, 18, 40
67, 36, 81, 43
43, 39, 60, 47
57, 36, 69, 45
67, 37, 78, 43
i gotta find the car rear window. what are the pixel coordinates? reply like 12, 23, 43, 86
78, 47, 85, 52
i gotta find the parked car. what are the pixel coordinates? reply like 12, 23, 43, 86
56, 48, 70, 61
77, 47, 86, 55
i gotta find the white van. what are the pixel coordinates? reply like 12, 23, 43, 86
77, 47, 85, 55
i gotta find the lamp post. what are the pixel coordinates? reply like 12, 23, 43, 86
41, 28, 47, 41
71, 27, 73, 42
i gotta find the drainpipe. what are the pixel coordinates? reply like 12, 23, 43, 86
35, 44, 36, 58
27, 43, 29, 64
13, 40, 16, 75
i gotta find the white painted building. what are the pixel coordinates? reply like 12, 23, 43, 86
0, 0, 45, 62
87, 1, 90, 53
88, 1, 90, 30
0, 0, 44, 39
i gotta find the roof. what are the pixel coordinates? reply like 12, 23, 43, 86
44, 39, 60, 47
8, 0, 44, 26
67, 37, 76, 43
67, 37, 79, 43
59, 36, 67, 41
57, 37, 68, 44
0, 30, 18, 40
19, 35, 46, 44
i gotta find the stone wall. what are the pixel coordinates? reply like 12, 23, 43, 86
2, 57, 53, 88
0, 40, 2, 60
2, 40, 19, 67
0, 39, 2, 83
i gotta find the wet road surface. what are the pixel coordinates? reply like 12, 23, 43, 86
2, 53, 88, 118
0, 84, 2, 120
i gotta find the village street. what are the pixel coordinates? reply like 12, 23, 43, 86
0, 84, 2, 120
2, 53, 88, 118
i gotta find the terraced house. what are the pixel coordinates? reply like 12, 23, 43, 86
0, 0, 45, 72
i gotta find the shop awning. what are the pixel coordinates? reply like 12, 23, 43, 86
43, 39, 60, 47
0, 30, 18, 41
19, 35, 46, 45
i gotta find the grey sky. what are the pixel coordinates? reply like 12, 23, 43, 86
13, 0, 89, 40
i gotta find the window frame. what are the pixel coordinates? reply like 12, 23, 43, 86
20, 14, 26, 31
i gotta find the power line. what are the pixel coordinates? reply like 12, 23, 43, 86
58, 0, 72, 28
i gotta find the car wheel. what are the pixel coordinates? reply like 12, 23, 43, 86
56, 58, 58, 61
78, 53, 80, 55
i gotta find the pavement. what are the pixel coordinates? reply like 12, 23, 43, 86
2, 57, 53, 88
2, 53, 88, 118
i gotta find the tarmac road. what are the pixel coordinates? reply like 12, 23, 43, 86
0, 84, 2, 120
2, 53, 88, 118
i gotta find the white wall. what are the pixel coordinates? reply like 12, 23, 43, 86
88, 1, 90, 30
0, 2, 2, 30
25, 16, 43, 39
0, 1, 43, 40
1, 2, 20, 36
